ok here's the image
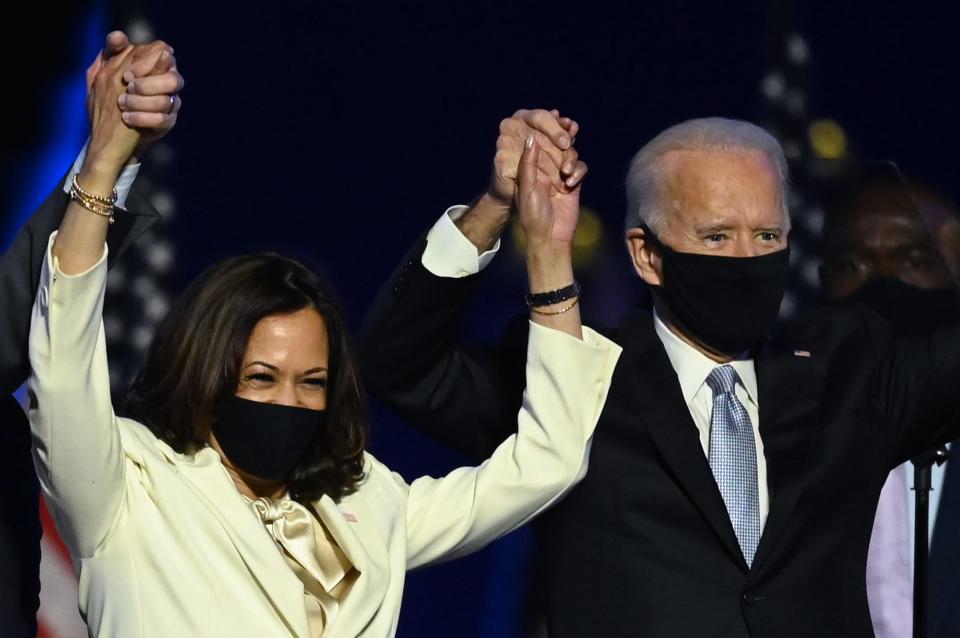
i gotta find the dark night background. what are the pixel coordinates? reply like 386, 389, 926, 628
4, 1, 958, 635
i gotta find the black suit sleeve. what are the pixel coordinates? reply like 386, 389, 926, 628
0, 175, 159, 395
0, 395, 40, 633
358, 236, 526, 463
871, 312, 960, 464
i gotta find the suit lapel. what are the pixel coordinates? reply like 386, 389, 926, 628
162, 444, 311, 638
620, 309, 748, 569
105, 186, 161, 268
312, 491, 388, 638
750, 345, 822, 573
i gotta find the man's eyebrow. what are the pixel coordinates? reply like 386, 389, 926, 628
694, 222, 737, 233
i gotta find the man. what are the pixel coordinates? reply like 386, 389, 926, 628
0, 31, 182, 636
820, 170, 960, 638
359, 112, 960, 637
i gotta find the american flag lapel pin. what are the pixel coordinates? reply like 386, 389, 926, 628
793, 350, 811, 358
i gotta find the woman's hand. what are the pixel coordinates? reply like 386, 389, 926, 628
84, 37, 183, 180
85, 32, 183, 167
515, 134, 588, 250
517, 135, 585, 339
456, 109, 582, 253
56, 36, 183, 275
84, 45, 141, 180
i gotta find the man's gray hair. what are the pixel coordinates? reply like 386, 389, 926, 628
624, 117, 791, 234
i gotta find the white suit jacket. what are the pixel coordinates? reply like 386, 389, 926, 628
27, 235, 620, 638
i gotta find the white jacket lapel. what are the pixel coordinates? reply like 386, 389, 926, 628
313, 494, 389, 637
161, 444, 311, 638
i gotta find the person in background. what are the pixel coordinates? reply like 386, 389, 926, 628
0, 30, 181, 637
820, 169, 960, 638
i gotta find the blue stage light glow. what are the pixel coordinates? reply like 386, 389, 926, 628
1, 3, 106, 250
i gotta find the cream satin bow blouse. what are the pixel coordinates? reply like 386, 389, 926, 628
249, 496, 359, 636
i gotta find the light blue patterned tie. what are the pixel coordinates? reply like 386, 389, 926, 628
706, 365, 760, 567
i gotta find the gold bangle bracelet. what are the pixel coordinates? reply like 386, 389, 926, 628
530, 296, 579, 316
70, 187, 113, 213
70, 190, 115, 224
72, 174, 117, 204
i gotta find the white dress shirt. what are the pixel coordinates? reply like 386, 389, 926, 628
904, 453, 948, 560
422, 205, 497, 276
652, 312, 770, 528
423, 205, 770, 529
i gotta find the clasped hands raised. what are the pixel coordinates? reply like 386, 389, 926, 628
84, 30, 184, 176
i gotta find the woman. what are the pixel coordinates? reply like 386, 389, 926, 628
28, 42, 620, 637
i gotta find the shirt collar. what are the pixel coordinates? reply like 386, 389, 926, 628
652, 309, 758, 407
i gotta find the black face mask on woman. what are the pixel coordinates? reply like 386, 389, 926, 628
642, 226, 792, 356
211, 395, 326, 482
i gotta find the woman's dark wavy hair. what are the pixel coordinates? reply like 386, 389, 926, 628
124, 252, 367, 503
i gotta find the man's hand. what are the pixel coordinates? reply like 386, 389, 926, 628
121, 41, 183, 156
489, 109, 583, 207
86, 32, 183, 163
457, 109, 587, 252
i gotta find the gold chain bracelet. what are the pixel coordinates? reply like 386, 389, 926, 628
70, 174, 116, 224
72, 174, 117, 204
530, 296, 580, 316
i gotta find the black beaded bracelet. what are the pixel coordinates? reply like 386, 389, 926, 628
525, 281, 581, 308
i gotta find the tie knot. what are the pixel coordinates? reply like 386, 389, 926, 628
706, 365, 739, 396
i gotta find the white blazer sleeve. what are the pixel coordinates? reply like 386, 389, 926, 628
401, 321, 621, 569
28, 232, 126, 558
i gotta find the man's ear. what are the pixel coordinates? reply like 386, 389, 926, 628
625, 227, 663, 286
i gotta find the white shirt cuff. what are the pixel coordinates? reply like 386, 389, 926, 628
63, 140, 141, 210
421, 205, 500, 278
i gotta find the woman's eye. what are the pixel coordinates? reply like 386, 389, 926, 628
244, 373, 274, 383
303, 378, 327, 389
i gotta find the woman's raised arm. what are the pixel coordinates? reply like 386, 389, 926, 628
29, 39, 181, 558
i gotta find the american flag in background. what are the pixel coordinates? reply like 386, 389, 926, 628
35, 16, 178, 637
36, 501, 83, 638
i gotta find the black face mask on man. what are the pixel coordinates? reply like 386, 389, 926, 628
211, 395, 326, 482
642, 225, 791, 356
845, 277, 960, 337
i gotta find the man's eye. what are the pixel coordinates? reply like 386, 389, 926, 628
705, 233, 726, 242
904, 254, 937, 269
758, 232, 779, 242
834, 259, 863, 273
